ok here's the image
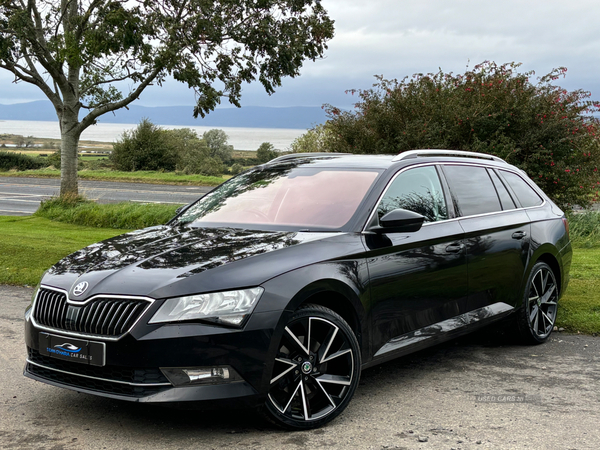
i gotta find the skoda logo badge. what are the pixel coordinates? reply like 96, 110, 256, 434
301, 361, 313, 374
72, 281, 89, 297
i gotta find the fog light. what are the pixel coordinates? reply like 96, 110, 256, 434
161, 366, 243, 386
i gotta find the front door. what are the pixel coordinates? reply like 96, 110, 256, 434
364, 165, 468, 358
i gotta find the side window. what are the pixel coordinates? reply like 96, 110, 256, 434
443, 165, 502, 216
499, 170, 543, 207
377, 165, 448, 223
489, 169, 516, 210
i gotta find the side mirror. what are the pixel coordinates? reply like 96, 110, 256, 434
369, 208, 425, 233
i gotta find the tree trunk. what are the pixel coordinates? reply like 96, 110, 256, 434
59, 100, 82, 197
59, 125, 80, 197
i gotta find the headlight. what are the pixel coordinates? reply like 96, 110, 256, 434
25, 278, 43, 322
149, 287, 264, 327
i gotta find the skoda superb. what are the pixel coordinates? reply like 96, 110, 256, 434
24, 150, 572, 429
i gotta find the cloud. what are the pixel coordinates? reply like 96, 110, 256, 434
1, 0, 600, 112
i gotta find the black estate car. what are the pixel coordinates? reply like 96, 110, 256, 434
24, 150, 572, 429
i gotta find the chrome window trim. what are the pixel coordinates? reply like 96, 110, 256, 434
26, 360, 171, 387
31, 285, 155, 342
361, 161, 546, 233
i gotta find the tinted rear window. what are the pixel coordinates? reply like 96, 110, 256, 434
499, 170, 543, 207
443, 165, 502, 216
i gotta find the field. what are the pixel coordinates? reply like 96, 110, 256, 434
1, 167, 228, 186
0, 133, 113, 154
1, 132, 258, 185
0, 133, 259, 159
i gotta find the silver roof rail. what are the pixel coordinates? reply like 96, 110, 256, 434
392, 149, 506, 163
267, 152, 351, 164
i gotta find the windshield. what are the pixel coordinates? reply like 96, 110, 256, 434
176, 166, 380, 230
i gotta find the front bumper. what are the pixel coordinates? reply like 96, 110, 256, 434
24, 307, 283, 408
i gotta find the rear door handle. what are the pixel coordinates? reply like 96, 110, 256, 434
445, 243, 464, 253
512, 231, 527, 240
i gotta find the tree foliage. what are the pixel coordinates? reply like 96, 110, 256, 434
256, 142, 278, 163
0, 151, 44, 170
289, 123, 334, 153
14, 135, 34, 148
111, 121, 227, 176
172, 129, 223, 176
0, 1, 334, 195
203, 129, 233, 163
324, 62, 600, 207
111, 119, 176, 171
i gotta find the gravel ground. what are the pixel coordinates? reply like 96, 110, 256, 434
1, 285, 599, 450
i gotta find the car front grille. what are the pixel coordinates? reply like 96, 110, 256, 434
33, 288, 150, 337
26, 348, 171, 398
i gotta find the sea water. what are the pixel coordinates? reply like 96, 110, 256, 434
0, 120, 306, 151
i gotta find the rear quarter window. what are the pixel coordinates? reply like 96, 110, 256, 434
489, 169, 516, 210
499, 170, 543, 207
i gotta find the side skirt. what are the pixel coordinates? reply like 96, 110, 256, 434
362, 303, 514, 370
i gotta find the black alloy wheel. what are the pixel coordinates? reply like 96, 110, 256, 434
265, 304, 361, 429
517, 262, 559, 344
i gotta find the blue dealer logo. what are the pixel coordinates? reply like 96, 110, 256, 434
53, 343, 82, 353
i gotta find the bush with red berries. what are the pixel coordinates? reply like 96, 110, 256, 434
324, 62, 600, 208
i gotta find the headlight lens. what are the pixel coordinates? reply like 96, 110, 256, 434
25, 278, 43, 321
149, 287, 264, 327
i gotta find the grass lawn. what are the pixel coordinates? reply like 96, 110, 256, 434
0, 216, 128, 286
556, 246, 600, 334
34, 197, 180, 229
0, 167, 228, 186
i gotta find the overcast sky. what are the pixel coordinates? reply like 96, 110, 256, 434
2, 0, 600, 110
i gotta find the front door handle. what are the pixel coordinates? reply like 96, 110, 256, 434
445, 243, 464, 253
512, 231, 528, 240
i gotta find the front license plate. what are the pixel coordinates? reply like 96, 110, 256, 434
39, 333, 106, 367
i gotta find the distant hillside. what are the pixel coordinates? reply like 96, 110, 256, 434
0, 101, 327, 129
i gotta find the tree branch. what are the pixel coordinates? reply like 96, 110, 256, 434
75, 0, 104, 40
23, 1, 69, 91
0, 60, 62, 111
77, 65, 163, 133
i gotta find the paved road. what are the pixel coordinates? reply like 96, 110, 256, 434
1, 285, 599, 450
0, 177, 212, 216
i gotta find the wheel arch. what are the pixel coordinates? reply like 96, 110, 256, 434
293, 284, 363, 348
526, 244, 563, 304
258, 263, 371, 389
535, 253, 562, 297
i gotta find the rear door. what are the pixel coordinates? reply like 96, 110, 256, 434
441, 164, 530, 311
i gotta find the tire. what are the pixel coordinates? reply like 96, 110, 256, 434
516, 261, 559, 344
264, 304, 361, 429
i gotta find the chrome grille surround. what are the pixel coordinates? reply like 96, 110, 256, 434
31, 285, 154, 341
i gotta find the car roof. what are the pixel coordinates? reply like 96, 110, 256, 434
265, 150, 515, 171
266, 153, 395, 169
